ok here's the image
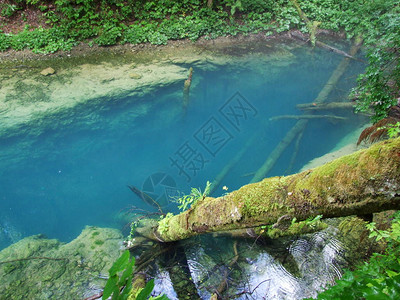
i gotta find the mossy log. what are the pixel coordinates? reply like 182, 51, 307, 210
144, 137, 400, 242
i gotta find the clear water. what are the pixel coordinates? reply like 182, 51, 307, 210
0, 41, 366, 250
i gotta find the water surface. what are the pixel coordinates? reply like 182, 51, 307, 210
0, 39, 366, 251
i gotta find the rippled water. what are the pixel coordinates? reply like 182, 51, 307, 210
152, 226, 349, 299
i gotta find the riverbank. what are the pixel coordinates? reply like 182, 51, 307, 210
0, 29, 347, 63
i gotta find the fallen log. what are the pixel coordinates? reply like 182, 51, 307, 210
291, 31, 358, 60
296, 102, 355, 111
269, 114, 347, 121
142, 137, 400, 242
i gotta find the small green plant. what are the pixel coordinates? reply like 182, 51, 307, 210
366, 221, 391, 241
304, 214, 323, 228
385, 122, 400, 139
102, 250, 135, 300
103, 250, 169, 300
174, 181, 211, 211
1, 4, 19, 18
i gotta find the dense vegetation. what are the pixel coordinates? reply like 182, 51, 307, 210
0, 0, 399, 122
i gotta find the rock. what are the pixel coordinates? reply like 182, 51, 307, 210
40, 67, 55, 76
0, 226, 124, 299
129, 73, 142, 79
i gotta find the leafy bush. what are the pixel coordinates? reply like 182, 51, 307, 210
0, 32, 11, 51
94, 23, 123, 46
352, 4, 400, 123
1, 4, 19, 17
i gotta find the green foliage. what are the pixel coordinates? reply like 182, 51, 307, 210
103, 250, 169, 300
0, 32, 11, 51
1, 4, 19, 17
174, 181, 211, 211
351, 1, 400, 123
291, 214, 323, 230
384, 122, 400, 139
310, 212, 400, 299
103, 250, 135, 300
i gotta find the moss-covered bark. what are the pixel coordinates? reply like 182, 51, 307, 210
147, 138, 400, 242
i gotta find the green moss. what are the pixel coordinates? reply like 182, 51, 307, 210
94, 240, 104, 246
233, 176, 291, 219
91, 231, 100, 237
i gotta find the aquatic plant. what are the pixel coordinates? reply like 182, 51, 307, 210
174, 181, 211, 212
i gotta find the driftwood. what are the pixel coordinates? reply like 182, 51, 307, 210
269, 114, 347, 121
140, 137, 400, 242
291, 31, 357, 60
251, 39, 362, 183
296, 102, 355, 111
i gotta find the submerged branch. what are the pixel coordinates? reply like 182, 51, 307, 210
269, 114, 347, 121
296, 102, 355, 111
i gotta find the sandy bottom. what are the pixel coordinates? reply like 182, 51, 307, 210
300, 124, 370, 171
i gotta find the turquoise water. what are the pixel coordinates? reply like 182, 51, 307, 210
0, 42, 366, 249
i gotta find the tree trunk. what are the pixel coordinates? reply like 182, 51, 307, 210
144, 137, 400, 242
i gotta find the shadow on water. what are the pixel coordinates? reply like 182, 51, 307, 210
0, 37, 369, 297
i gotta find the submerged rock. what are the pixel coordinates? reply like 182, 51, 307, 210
40, 67, 56, 76
0, 226, 124, 299
129, 73, 142, 79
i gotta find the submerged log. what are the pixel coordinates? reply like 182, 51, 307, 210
296, 102, 355, 111
183, 67, 193, 109
143, 137, 400, 242
269, 114, 347, 121
209, 133, 259, 195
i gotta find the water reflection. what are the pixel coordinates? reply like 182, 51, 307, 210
149, 225, 347, 299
